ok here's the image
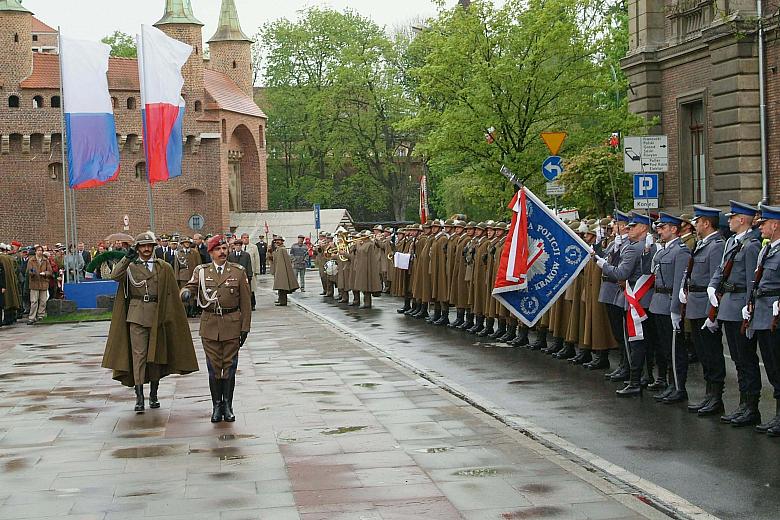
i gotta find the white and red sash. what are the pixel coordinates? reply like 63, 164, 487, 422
625, 274, 655, 341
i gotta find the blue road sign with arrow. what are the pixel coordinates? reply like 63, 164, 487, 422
542, 155, 563, 182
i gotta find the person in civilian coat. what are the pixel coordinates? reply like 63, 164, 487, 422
255, 236, 268, 275
154, 235, 176, 266
26, 245, 52, 324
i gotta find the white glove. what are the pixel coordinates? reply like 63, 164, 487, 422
678, 286, 687, 304
774, 301, 780, 317
707, 286, 719, 308
670, 312, 681, 331
595, 256, 607, 268
741, 305, 751, 321
614, 235, 622, 246
702, 318, 719, 333
645, 234, 654, 249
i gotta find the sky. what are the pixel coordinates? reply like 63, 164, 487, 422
23, 0, 446, 42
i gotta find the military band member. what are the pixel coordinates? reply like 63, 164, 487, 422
679, 205, 726, 415
313, 231, 328, 295
352, 230, 383, 308
381, 227, 394, 293
709, 201, 762, 426
271, 236, 300, 306
181, 235, 251, 423
103, 232, 198, 413
174, 236, 202, 317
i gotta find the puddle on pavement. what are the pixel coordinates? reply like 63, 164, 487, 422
121, 490, 158, 497
299, 362, 338, 367
625, 444, 670, 452
353, 383, 379, 389
118, 431, 163, 439
112, 445, 180, 458
49, 415, 91, 424
507, 380, 540, 386
415, 447, 454, 453
188, 447, 246, 460
302, 390, 337, 396
321, 426, 367, 435
452, 467, 509, 477
208, 472, 236, 480
4, 458, 30, 472
319, 408, 357, 412
518, 483, 554, 493
218, 434, 256, 441
24, 404, 49, 412
501, 506, 564, 519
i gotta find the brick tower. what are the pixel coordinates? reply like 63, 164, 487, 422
153, 0, 204, 103
0, 0, 33, 90
207, 0, 253, 97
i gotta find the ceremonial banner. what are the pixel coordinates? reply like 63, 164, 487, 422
137, 24, 192, 184
419, 175, 429, 223
60, 36, 120, 189
492, 187, 591, 327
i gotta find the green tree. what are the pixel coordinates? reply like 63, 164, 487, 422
101, 31, 136, 58
558, 146, 632, 216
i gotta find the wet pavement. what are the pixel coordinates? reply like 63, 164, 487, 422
0, 287, 667, 520
288, 271, 780, 520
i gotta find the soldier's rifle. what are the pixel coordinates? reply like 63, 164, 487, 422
709, 242, 742, 322
741, 262, 765, 335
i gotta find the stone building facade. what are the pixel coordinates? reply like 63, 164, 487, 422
0, 0, 268, 245
622, 0, 780, 209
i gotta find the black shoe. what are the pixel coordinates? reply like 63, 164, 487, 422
731, 395, 761, 427
499, 327, 517, 343
468, 316, 485, 334
489, 322, 506, 339
755, 401, 780, 433
397, 306, 411, 314
604, 366, 621, 379
616, 383, 642, 397
449, 309, 465, 328
149, 380, 160, 409
698, 395, 725, 417
653, 385, 674, 402
584, 351, 610, 370
529, 330, 548, 350
476, 319, 494, 337
609, 367, 630, 382
426, 309, 441, 323
222, 378, 236, 422
320, 291, 326, 295
404, 303, 419, 316
542, 337, 563, 355
688, 382, 711, 412
569, 350, 592, 365
510, 328, 529, 347
209, 378, 223, 423
434, 315, 450, 326
134, 385, 145, 412
640, 376, 652, 388
553, 342, 576, 359
662, 389, 688, 403
721, 393, 748, 423
647, 378, 668, 391
459, 313, 475, 330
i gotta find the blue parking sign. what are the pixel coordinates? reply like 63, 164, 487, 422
633, 174, 658, 198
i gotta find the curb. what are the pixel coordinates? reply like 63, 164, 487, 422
288, 293, 720, 520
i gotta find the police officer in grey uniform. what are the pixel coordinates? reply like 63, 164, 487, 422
709, 201, 762, 427
595, 212, 656, 396
745, 204, 780, 436
600, 210, 632, 382
680, 205, 726, 415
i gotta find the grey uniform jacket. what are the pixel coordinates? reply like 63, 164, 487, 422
748, 242, 780, 332
649, 239, 691, 315
598, 237, 625, 307
684, 233, 725, 320
709, 233, 761, 322
600, 240, 654, 309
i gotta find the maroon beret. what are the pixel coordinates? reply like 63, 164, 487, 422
207, 235, 227, 253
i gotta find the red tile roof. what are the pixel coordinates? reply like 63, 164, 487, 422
32, 17, 57, 33
19, 53, 265, 119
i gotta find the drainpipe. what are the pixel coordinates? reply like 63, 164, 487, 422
758, 0, 769, 204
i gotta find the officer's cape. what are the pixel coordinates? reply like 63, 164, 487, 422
492, 187, 591, 327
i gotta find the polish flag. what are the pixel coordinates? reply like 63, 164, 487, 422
60, 36, 120, 189
137, 24, 192, 184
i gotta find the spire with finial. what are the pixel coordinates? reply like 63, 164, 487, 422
208, 0, 251, 43
0, 0, 32, 12
155, 0, 203, 26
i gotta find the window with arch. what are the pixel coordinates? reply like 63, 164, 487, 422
111, 97, 118, 109
33, 95, 44, 108
127, 97, 136, 110
51, 96, 61, 108
49, 162, 62, 181
194, 100, 202, 112
135, 162, 146, 180
8, 95, 20, 108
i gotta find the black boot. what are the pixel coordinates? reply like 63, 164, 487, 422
468, 316, 485, 334
653, 383, 675, 402
476, 318, 495, 337
415, 304, 430, 320
511, 327, 530, 347
553, 342, 576, 359
459, 312, 475, 330
450, 309, 465, 328
434, 307, 450, 326
134, 385, 145, 412
609, 365, 630, 382
688, 382, 713, 413
405, 301, 420, 316
209, 378, 223, 423
605, 348, 627, 379
584, 350, 610, 370
348, 291, 360, 306
529, 329, 548, 350
543, 336, 563, 355
569, 348, 592, 365
149, 380, 160, 409
754, 400, 780, 433
662, 387, 688, 404
500, 324, 517, 343
489, 319, 506, 339
616, 369, 642, 397
426, 305, 441, 323
731, 394, 761, 427
699, 383, 725, 416
223, 377, 236, 422
721, 392, 748, 423
397, 298, 412, 314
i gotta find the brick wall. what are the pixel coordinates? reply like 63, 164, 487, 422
208, 41, 253, 97
764, 33, 780, 203
0, 12, 32, 89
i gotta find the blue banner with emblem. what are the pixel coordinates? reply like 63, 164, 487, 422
492, 187, 591, 327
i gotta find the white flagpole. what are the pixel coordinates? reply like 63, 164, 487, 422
137, 27, 156, 232
57, 26, 71, 284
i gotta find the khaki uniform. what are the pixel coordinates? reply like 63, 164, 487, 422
470, 237, 492, 317
174, 248, 201, 288
353, 238, 382, 306
430, 232, 450, 304
272, 246, 299, 305
26, 256, 51, 321
484, 236, 504, 318
449, 234, 471, 309
582, 260, 616, 351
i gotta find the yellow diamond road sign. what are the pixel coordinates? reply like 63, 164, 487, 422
541, 132, 568, 156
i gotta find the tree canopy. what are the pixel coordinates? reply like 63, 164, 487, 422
101, 31, 136, 58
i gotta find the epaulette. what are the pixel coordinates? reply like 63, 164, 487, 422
233, 263, 246, 270
679, 242, 687, 249
714, 237, 725, 243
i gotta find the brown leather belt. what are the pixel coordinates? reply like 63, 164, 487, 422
203, 306, 239, 315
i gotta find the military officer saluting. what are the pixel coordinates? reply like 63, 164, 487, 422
181, 235, 252, 423
679, 205, 726, 416
709, 201, 762, 426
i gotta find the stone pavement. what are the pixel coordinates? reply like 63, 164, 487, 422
0, 294, 670, 520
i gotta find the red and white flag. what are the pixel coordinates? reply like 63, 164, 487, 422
419, 175, 429, 223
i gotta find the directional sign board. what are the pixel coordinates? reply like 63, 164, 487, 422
542, 155, 563, 181
314, 203, 321, 230
546, 181, 565, 196
541, 132, 568, 156
624, 135, 668, 173
633, 173, 659, 209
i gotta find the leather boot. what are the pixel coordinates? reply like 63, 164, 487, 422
606, 348, 627, 379
688, 382, 713, 413
616, 369, 642, 397
755, 400, 780, 433
489, 319, 506, 339
450, 309, 465, 328
585, 350, 610, 370
415, 304, 430, 320
468, 316, 485, 334
405, 301, 420, 316
349, 291, 360, 306
511, 326, 530, 347
529, 328, 548, 350
721, 392, 748, 423
134, 385, 145, 412
359, 292, 372, 309
553, 342, 576, 359
426, 306, 442, 323
397, 298, 412, 314
543, 336, 563, 355
209, 378, 223, 423
476, 318, 495, 337
731, 394, 761, 427
149, 380, 160, 409
500, 324, 516, 343
434, 307, 450, 325
569, 348, 592, 365
459, 312, 475, 330
653, 383, 675, 402
698, 382, 725, 416
222, 377, 236, 422
662, 387, 688, 404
